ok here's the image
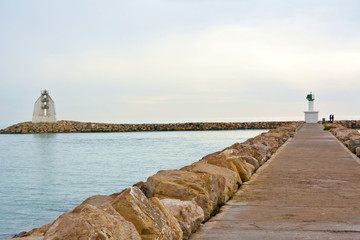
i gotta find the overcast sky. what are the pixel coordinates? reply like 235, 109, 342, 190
1, 0, 359, 126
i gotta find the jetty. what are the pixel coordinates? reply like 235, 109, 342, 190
191, 123, 360, 239
8, 122, 360, 240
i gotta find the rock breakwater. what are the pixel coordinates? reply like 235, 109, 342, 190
334, 120, 360, 129
326, 123, 360, 158
10, 122, 302, 240
1, 120, 301, 134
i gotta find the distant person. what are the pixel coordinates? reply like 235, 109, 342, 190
329, 114, 332, 123
332, 114, 335, 123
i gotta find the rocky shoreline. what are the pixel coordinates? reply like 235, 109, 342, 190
10, 122, 302, 240
0, 120, 301, 134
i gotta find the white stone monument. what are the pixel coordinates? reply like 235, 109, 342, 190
32, 90, 57, 123
304, 92, 319, 123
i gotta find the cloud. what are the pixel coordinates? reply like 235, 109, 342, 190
35, 20, 360, 95
2, 0, 360, 123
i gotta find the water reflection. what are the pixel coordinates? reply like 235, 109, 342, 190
33, 134, 57, 160
33, 133, 57, 139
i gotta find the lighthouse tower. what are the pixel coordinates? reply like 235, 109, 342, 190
304, 92, 319, 123
32, 90, 57, 123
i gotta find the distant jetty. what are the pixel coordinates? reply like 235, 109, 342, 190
1, 120, 359, 134
0, 120, 306, 134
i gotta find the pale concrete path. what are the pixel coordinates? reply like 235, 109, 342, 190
191, 123, 360, 240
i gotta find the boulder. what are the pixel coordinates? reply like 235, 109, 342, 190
146, 169, 225, 220
262, 129, 290, 143
181, 162, 238, 203
356, 147, 360, 158
81, 194, 114, 206
226, 156, 254, 182
222, 149, 260, 170
160, 199, 204, 240
149, 197, 183, 239
132, 181, 147, 195
111, 186, 182, 240
330, 127, 355, 142
200, 152, 242, 184
348, 135, 360, 152
240, 155, 260, 170
252, 137, 280, 154
201, 151, 254, 183
225, 144, 267, 165
44, 203, 140, 240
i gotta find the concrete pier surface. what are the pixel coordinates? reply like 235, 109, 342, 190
191, 123, 360, 240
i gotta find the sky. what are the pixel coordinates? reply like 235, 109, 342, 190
0, 0, 359, 127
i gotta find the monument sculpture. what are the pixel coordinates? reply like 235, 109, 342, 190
304, 92, 319, 123
32, 89, 56, 123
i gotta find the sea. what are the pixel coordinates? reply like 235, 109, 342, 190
0, 129, 266, 239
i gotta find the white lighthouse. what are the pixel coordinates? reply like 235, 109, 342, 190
32, 90, 57, 123
304, 92, 319, 123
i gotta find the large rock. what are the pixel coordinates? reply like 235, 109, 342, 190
111, 186, 182, 240
330, 126, 356, 142
231, 156, 254, 181
146, 169, 225, 221
251, 137, 280, 154
181, 162, 238, 203
160, 199, 204, 240
348, 135, 360, 153
222, 149, 260, 170
201, 151, 254, 183
149, 197, 184, 239
81, 194, 115, 206
262, 129, 290, 143
43, 203, 140, 240
330, 126, 360, 153
239, 155, 260, 170
200, 152, 242, 184
225, 144, 267, 165
356, 147, 360, 157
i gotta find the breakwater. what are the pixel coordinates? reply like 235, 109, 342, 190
326, 123, 360, 158
334, 120, 360, 129
0, 120, 300, 134
11, 122, 302, 240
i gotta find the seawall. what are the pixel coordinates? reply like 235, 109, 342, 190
10, 122, 302, 240
0, 120, 300, 134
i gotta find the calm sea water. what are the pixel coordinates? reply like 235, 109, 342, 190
0, 129, 265, 239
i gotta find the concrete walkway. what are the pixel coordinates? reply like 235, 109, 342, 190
191, 123, 360, 239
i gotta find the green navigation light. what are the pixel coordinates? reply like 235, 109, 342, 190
306, 92, 315, 101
